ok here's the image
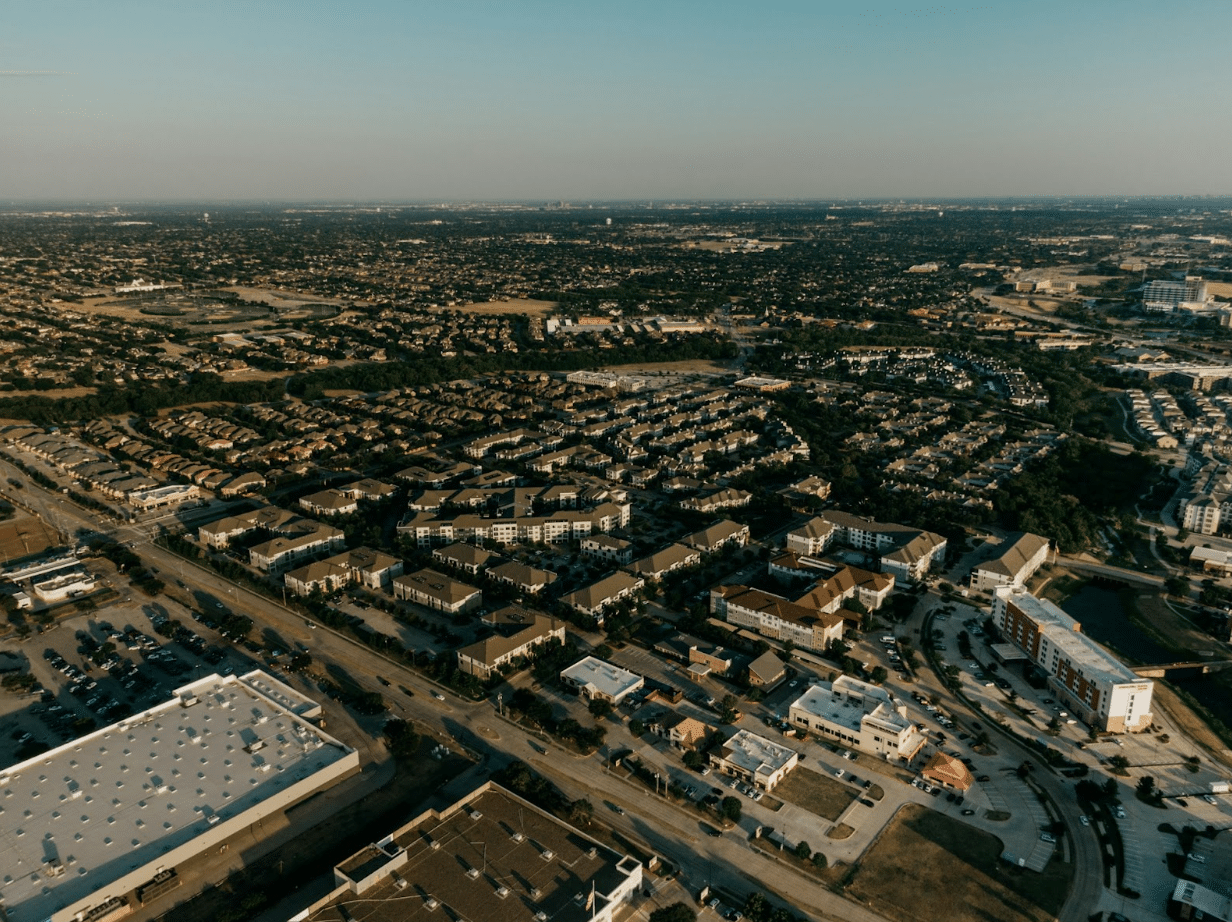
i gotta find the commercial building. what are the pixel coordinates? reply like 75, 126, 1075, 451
708, 728, 798, 791
0, 672, 358, 922
969, 532, 1050, 592
788, 677, 926, 761
993, 586, 1154, 732
293, 783, 643, 922
559, 656, 643, 704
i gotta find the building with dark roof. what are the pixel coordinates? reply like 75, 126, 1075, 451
295, 783, 643, 922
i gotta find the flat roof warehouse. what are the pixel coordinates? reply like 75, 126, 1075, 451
0, 671, 359, 922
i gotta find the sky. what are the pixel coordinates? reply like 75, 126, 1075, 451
3, 1, 1231, 202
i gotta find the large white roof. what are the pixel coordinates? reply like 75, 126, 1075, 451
0, 672, 353, 922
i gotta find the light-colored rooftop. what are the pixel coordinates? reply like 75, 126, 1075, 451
1000, 586, 1142, 686
0, 673, 355, 922
559, 656, 643, 701
718, 729, 797, 782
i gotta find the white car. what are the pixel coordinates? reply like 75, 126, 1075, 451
431, 691, 445, 701
1079, 815, 1090, 826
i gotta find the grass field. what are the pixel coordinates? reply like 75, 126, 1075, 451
0, 514, 60, 562
847, 805, 1071, 922
773, 767, 857, 821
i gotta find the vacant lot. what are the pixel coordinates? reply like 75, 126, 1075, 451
455, 297, 557, 316
0, 513, 60, 562
848, 805, 1071, 922
774, 766, 857, 821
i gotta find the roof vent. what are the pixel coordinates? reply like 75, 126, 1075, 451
540, 849, 554, 861
468, 809, 482, 820
495, 886, 509, 899
511, 832, 525, 843
535, 914, 548, 922
391, 871, 407, 891
588, 847, 598, 859
428, 838, 441, 850
466, 868, 480, 880
424, 897, 440, 911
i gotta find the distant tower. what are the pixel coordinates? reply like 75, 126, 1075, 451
203, 212, 210, 223
605, 217, 612, 226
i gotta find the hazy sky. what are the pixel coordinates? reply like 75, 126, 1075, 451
3, 1, 1230, 201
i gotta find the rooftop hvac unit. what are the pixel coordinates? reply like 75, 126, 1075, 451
466, 868, 480, 880
495, 886, 509, 899
391, 871, 407, 890
424, 897, 440, 911
511, 832, 525, 843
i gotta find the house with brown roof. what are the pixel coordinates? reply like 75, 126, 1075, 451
921, 751, 973, 791
970, 532, 1049, 592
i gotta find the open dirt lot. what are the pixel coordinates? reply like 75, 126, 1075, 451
0, 512, 60, 561
847, 805, 1071, 922
773, 766, 857, 821
453, 298, 557, 316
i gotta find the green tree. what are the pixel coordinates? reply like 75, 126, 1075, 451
568, 798, 594, 826
869, 666, 888, 685
1136, 775, 1156, 800
721, 795, 742, 822
719, 694, 740, 724
793, 840, 812, 860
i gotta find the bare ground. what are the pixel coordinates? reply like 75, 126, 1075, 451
846, 805, 1071, 922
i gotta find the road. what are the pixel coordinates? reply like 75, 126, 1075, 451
0, 459, 894, 922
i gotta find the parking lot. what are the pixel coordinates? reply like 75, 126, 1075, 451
0, 595, 282, 769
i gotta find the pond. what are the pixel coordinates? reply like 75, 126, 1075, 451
1060, 584, 1232, 732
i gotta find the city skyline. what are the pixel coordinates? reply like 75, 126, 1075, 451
4, 0, 1232, 202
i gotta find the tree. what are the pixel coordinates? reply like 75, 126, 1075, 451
793, 840, 812, 860
649, 903, 697, 922
721, 795, 742, 822
869, 666, 888, 685
1136, 775, 1156, 800
1108, 755, 1130, 775
568, 798, 594, 826
683, 750, 706, 770
629, 718, 646, 737
589, 698, 613, 719
719, 694, 740, 724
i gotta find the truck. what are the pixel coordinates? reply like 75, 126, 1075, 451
1209, 781, 1229, 794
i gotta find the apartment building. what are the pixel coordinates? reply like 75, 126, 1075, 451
993, 586, 1153, 732
710, 585, 844, 652
970, 532, 1049, 592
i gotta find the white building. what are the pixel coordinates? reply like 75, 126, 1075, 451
789, 677, 926, 761
559, 656, 643, 704
0, 673, 358, 922
708, 728, 798, 791
969, 532, 1050, 592
993, 586, 1153, 733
